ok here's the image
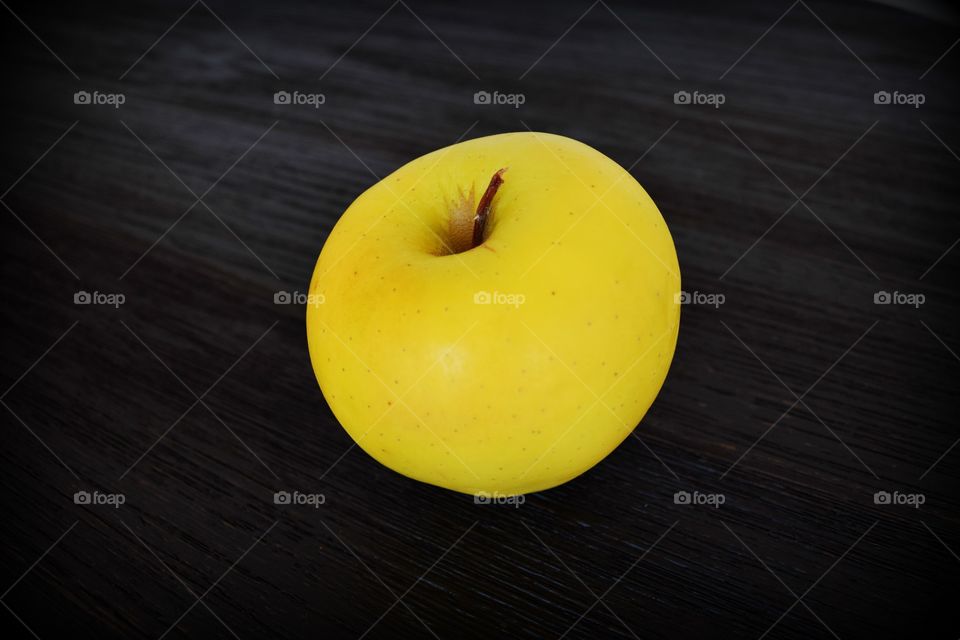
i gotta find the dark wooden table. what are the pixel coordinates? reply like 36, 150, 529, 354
2, 0, 958, 638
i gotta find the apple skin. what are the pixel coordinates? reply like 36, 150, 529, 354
307, 132, 680, 496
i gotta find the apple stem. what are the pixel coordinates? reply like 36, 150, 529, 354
472, 168, 507, 248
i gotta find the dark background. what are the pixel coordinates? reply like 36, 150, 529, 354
1, 0, 959, 638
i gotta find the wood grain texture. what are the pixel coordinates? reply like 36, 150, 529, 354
1, 0, 958, 638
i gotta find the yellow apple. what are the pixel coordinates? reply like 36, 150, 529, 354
307, 132, 680, 496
